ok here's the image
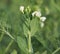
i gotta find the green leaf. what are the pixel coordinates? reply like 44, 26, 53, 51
17, 36, 28, 54
30, 18, 40, 36
11, 49, 17, 54
23, 23, 28, 37
42, 50, 47, 54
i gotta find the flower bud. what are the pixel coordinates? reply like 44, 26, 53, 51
32, 11, 41, 18
25, 6, 31, 13
20, 6, 24, 13
40, 22, 44, 28
40, 17, 46, 22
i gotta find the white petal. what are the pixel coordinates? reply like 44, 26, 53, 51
32, 11, 41, 17
40, 22, 44, 28
32, 12, 35, 17
20, 6, 24, 13
40, 17, 46, 22
35, 11, 41, 17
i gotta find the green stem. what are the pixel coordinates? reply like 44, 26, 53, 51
0, 29, 15, 40
4, 40, 14, 54
52, 48, 60, 54
28, 31, 32, 54
0, 31, 4, 42
27, 16, 33, 54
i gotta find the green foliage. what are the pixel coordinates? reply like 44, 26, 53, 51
30, 18, 40, 36
11, 49, 17, 54
17, 36, 28, 54
0, 0, 60, 54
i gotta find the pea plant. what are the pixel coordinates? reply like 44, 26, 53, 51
16, 6, 46, 54
0, 5, 47, 54
0, 6, 60, 54
0, 0, 60, 53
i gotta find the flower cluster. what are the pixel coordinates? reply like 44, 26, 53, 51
20, 6, 46, 28
32, 11, 46, 28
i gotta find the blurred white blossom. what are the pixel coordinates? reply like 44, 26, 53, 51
32, 11, 41, 17
20, 6, 24, 13
40, 22, 44, 28
40, 17, 46, 22
40, 17, 46, 28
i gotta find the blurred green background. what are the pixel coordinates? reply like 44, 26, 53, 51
0, 0, 60, 54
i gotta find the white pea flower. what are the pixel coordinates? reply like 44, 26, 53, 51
20, 6, 24, 13
40, 22, 44, 28
32, 11, 41, 17
40, 17, 46, 22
